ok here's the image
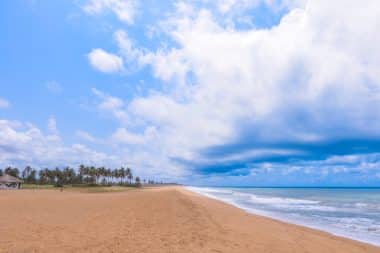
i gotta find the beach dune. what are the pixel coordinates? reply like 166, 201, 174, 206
0, 187, 378, 253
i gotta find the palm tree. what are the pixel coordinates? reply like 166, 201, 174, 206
54, 167, 64, 186
120, 167, 125, 184
22, 166, 32, 182
28, 169, 37, 184
79, 164, 85, 176
106, 168, 112, 184
46, 169, 55, 184
5, 167, 19, 178
127, 168, 133, 185
112, 169, 118, 185
135, 176, 141, 186
39, 169, 48, 184
63, 167, 76, 184
89, 166, 96, 184
95, 167, 100, 184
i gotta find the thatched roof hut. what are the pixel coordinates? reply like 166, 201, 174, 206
0, 174, 23, 183
0, 174, 23, 189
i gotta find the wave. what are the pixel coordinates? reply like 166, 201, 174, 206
186, 186, 380, 247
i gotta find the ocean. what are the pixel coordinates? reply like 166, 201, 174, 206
187, 186, 380, 246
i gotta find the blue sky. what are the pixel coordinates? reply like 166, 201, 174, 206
0, 0, 380, 186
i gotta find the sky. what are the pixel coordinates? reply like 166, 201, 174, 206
0, 0, 380, 186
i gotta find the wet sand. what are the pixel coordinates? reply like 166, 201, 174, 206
0, 187, 379, 253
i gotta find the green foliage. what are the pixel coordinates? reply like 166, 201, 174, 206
22, 184, 55, 189
1, 165, 160, 188
5, 167, 20, 178
22, 166, 37, 184
135, 176, 141, 187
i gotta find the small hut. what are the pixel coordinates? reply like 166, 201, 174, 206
0, 174, 23, 189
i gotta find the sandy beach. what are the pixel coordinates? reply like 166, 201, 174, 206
0, 186, 379, 253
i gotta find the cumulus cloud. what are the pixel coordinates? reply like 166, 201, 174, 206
47, 116, 59, 135
76, 130, 97, 143
0, 98, 10, 109
83, 0, 137, 24
92, 88, 129, 123
86, 0, 380, 181
111, 126, 157, 145
248, 152, 380, 184
0, 117, 183, 179
4, 0, 379, 183
0, 119, 117, 168
87, 48, 124, 73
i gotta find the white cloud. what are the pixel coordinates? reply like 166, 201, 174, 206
0, 98, 10, 109
46, 80, 63, 94
111, 126, 157, 145
47, 117, 59, 135
87, 48, 124, 73
76, 130, 97, 142
0, 119, 118, 168
94, 89, 124, 110
114, 29, 144, 65
92, 88, 129, 123
214, 0, 269, 14
83, 0, 137, 24
6, 0, 378, 182
253, 153, 380, 177
71, 143, 111, 164
133, 0, 380, 142
86, 0, 380, 178
0, 117, 177, 179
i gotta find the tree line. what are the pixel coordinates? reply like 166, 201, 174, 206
0, 165, 158, 187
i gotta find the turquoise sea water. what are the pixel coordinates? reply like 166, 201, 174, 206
187, 187, 380, 246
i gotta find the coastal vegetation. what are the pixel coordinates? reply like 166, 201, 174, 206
0, 165, 157, 188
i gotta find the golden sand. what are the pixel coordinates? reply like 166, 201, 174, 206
0, 187, 378, 253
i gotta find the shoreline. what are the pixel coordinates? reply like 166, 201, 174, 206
0, 186, 379, 252
185, 186, 380, 247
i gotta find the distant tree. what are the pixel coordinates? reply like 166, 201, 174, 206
98, 167, 105, 184
135, 177, 141, 187
1, 165, 146, 187
5, 167, 19, 178
79, 164, 85, 177
127, 168, 133, 184
62, 167, 76, 185
27, 169, 37, 184
112, 169, 117, 184
106, 168, 112, 184
21, 166, 37, 184
120, 167, 126, 184
39, 169, 49, 184
88, 166, 95, 184
22, 166, 32, 181
54, 168, 60, 185
46, 169, 55, 184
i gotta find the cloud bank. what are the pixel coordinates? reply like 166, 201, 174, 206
82, 0, 380, 184
1, 0, 380, 185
